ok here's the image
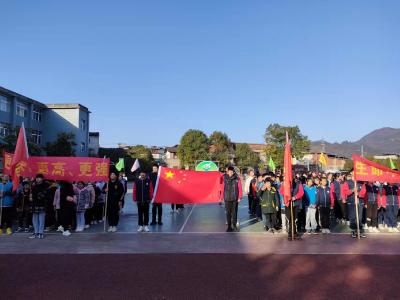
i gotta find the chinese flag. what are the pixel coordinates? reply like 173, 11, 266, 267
283, 132, 293, 206
153, 167, 223, 204
10, 124, 30, 191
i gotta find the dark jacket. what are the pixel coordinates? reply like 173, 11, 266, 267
258, 187, 280, 214
31, 182, 49, 213
15, 189, 31, 212
149, 172, 158, 190
316, 186, 334, 208
107, 180, 125, 208
132, 177, 154, 203
223, 173, 241, 202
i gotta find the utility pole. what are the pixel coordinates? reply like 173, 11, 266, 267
361, 145, 364, 157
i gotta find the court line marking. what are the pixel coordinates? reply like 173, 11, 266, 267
179, 204, 196, 234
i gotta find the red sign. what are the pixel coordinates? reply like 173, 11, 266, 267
353, 154, 400, 184
3, 152, 110, 182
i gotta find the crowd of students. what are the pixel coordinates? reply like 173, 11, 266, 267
1, 164, 399, 240
239, 169, 400, 240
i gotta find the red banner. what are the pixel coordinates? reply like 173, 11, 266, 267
353, 154, 400, 184
3, 152, 110, 182
153, 167, 223, 204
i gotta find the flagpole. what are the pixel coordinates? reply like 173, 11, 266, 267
103, 185, 109, 232
290, 200, 295, 240
354, 180, 361, 240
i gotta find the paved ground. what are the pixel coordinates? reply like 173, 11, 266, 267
1, 185, 400, 299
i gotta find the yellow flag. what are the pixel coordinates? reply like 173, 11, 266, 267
319, 153, 328, 166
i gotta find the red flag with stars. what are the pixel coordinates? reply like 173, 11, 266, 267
153, 167, 223, 204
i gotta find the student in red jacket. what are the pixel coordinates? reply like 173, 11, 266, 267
381, 184, 400, 232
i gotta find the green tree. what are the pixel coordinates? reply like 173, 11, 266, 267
343, 159, 354, 171
209, 131, 232, 167
177, 129, 210, 169
126, 145, 155, 173
45, 132, 77, 156
264, 124, 311, 168
0, 134, 42, 156
234, 143, 260, 172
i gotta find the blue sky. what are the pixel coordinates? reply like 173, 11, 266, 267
1, 1, 399, 147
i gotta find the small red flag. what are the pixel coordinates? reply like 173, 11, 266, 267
10, 124, 30, 191
153, 167, 223, 204
283, 132, 293, 206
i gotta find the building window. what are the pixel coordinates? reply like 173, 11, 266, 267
0, 95, 9, 112
16, 102, 28, 118
81, 142, 86, 152
32, 108, 42, 122
80, 119, 86, 132
0, 123, 10, 137
31, 130, 42, 144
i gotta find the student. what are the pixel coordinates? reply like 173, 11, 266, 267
94, 181, 106, 223
316, 177, 335, 234
54, 181, 76, 237
74, 182, 91, 232
15, 181, 31, 233
106, 171, 125, 232
276, 176, 286, 233
45, 181, 58, 232
223, 166, 242, 232
381, 183, 400, 233
245, 170, 256, 216
133, 170, 154, 233
359, 182, 381, 232
84, 182, 96, 229
0, 175, 14, 235
303, 178, 318, 234
30, 174, 49, 239
342, 172, 366, 238
258, 180, 280, 233
150, 164, 162, 226
279, 177, 304, 241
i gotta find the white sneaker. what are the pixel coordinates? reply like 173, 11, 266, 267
388, 228, 393, 233
393, 228, 399, 233
112, 226, 118, 232
374, 227, 380, 233
144, 226, 150, 232
84, 225, 90, 229
108, 226, 113, 232
346, 221, 350, 226
137, 226, 144, 232
75, 228, 83, 232
326, 229, 331, 234
57, 226, 64, 232
62, 230, 71, 236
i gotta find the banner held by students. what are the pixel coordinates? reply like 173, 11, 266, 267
4, 152, 110, 182
153, 167, 222, 204
353, 154, 400, 184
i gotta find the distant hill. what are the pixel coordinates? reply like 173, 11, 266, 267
311, 127, 400, 157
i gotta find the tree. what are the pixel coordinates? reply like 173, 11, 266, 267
0, 134, 42, 156
126, 145, 155, 173
209, 131, 232, 167
45, 132, 77, 156
177, 130, 210, 169
343, 159, 354, 171
264, 124, 310, 168
234, 143, 260, 172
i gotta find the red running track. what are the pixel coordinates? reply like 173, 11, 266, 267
0, 254, 399, 300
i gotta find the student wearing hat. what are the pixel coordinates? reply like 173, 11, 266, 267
106, 170, 125, 232
132, 170, 154, 233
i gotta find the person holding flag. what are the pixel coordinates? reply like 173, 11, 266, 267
279, 132, 304, 241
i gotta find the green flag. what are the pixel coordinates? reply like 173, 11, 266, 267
115, 158, 125, 171
268, 157, 276, 173
390, 158, 396, 170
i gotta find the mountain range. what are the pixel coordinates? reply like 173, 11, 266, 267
311, 127, 400, 157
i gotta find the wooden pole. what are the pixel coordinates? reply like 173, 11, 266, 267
290, 200, 295, 240
103, 183, 109, 232
354, 180, 361, 239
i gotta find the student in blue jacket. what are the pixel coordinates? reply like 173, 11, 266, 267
303, 178, 318, 234
0, 175, 14, 235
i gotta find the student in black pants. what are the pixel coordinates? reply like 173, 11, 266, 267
133, 170, 154, 233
